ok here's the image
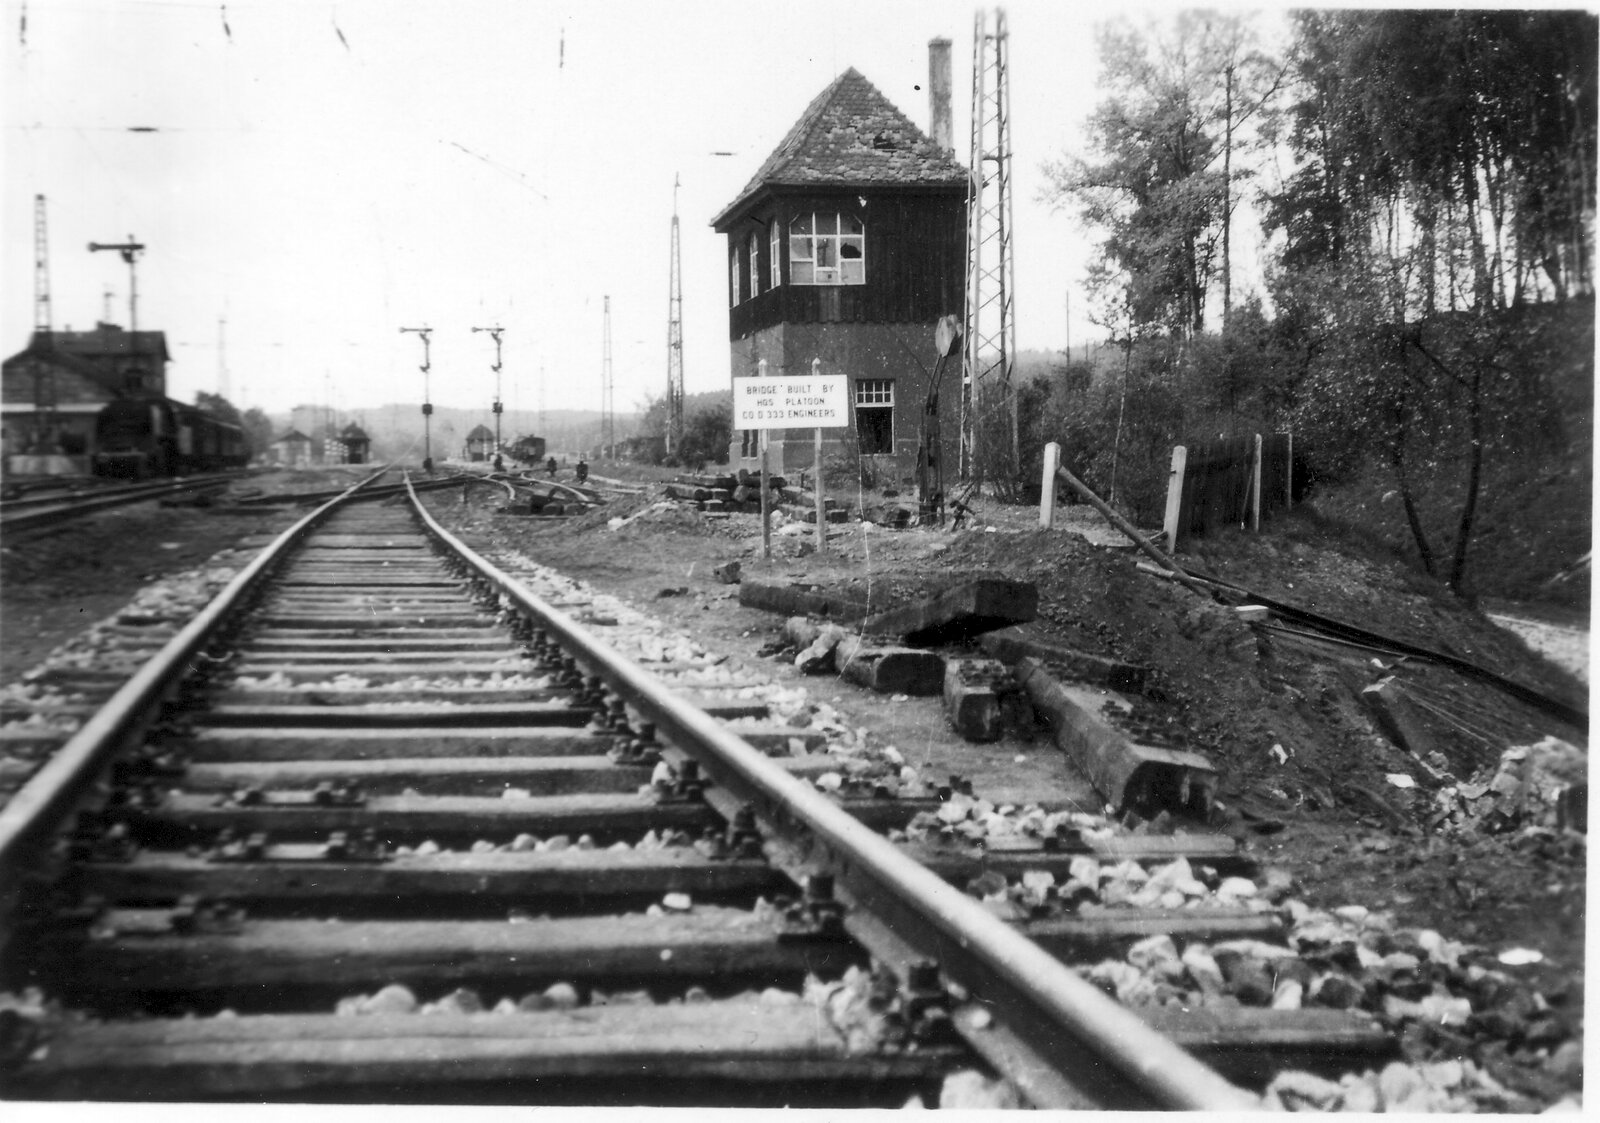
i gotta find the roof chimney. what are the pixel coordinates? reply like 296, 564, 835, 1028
928, 37, 953, 153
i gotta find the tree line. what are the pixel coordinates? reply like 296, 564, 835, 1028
1027, 8, 1594, 594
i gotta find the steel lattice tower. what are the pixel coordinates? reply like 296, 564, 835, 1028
961, 7, 1018, 481
666, 175, 685, 457
601, 295, 614, 457
30, 194, 56, 451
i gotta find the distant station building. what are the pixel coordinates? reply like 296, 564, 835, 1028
464, 423, 496, 462
269, 428, 314, 468
712, 42, 967, 481
0, 323, 170, 475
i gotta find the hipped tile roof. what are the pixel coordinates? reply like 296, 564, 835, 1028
713, 68, 966, 228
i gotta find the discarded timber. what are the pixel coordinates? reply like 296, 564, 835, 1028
1360, 677, 1439, 764
739, 578, 869, 622
862, 578, 1038, 646
835, 636, 943, 695
980, 627, 1150, 695
784, 617, 850, 674
1015, 658, 1217, 816
942, 658, 1028, 742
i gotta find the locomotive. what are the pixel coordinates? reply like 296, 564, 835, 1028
92, 396, 251, 478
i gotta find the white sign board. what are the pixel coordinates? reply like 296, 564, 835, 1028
733, 374, 849, 429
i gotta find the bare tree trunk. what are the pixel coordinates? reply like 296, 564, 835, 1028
1393, 444, 1437, 578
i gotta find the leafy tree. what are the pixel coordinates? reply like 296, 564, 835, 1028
1046, 12, 1282, 337
677, 402, 732, 468
240, 408, 273, 459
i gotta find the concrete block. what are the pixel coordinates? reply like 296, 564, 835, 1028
1015, 657, 1216, 816
865, 579, 1039, 647
943, 658, 1030, 742
836, 636, 944, 695
979, 626, 1150, 694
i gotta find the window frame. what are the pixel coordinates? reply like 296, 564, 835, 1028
729, 245, 741, 306
787, 211, 866, 286
853, 377, 894, 454
748, 230, 761, 298
770, 221, 782, 289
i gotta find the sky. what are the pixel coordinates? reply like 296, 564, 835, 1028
4, 0, 1287, 421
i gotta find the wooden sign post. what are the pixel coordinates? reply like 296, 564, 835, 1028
733, 368, 848, 560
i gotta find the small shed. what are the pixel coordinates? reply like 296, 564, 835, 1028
464, 423, 496, 462
270, 428, 313, 468
338, 422, 371, 465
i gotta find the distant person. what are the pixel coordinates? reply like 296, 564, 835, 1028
493, 454, 504, 472
575, 458, 588, 485
546, 456, 558, 477
423, 456, 434, 475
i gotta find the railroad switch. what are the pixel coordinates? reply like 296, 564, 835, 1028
776, 873, 849, 942
609, 721, 662, 766
652, 758, 707, 804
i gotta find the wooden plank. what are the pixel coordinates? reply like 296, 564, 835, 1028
186, 727, 615, 762
1161, 445, 1187, 550
979, 626, 1150, 694
181, 754, 840, 795
9, 1005, 950, 1099
77, 848, 788, 904
1140, 1006, 1394, 1084
129, 791, 721, 838
904, 836, 1252, 879
1015, 659, 1217, 816
44, 908, 860, 993
835, 636, 944, 695
181, 755, 653, 795
861, 578, 1038, 646
230, 662, 531, 678
738, 578, 869, 622
1020, 909, 1287, 957
210, 686, 557, 706
194, 701, 592, 728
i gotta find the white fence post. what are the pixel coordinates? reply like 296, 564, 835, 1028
1162, 444, 1188, 550
1040, 442, 1061, 528
1251, 433, 1263, 532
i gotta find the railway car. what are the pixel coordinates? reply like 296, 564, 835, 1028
92, 397, 250, 478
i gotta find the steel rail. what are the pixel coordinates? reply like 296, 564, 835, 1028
0, 471, 388, 884
0, 476, 234, 531
405, 480, 1257, 1111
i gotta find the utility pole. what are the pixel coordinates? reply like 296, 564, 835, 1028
29, 194, 55, 454
218, 316, 231, 402
399, 326, 434, 473
666, 175, 685, 457
601, 295, 614, 458
472, 325, 505, 467
962, 7, 1018, 483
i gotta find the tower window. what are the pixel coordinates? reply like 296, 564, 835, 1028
854, 378, 893, 454
729, 246, 740, 306
770, 221, 782, 288
748, 231, 761, 298
788, 212, 865, 285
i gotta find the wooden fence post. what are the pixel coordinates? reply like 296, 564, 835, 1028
1162, 445, 1188, 550
1251, 433, 1263, 532
1040, 442, 1061, 528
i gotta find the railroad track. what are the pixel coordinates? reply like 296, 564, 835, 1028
0, 473, 252, 534
0, 476, 1395, 1107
